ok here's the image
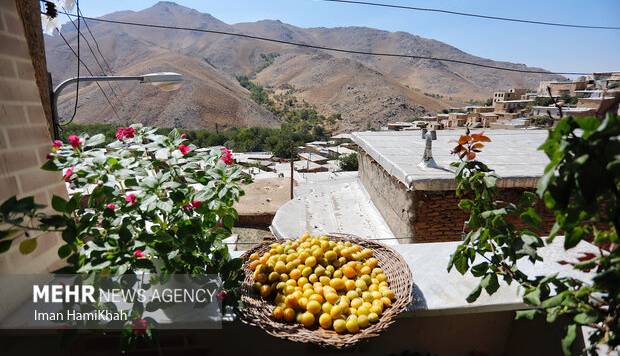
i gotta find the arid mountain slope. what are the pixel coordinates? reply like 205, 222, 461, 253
45, 1, 564, 130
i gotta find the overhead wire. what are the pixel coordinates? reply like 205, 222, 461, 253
54, 11, 591, 76
62, 7, 126, 115
319, 0, 620, 30
57, 29, 122, 123
67, 0, 79, 122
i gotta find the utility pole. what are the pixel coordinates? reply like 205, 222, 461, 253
290, 144, 295, 199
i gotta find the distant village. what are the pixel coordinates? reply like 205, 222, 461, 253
387, 70, 620, 131
233, 71, 620, 176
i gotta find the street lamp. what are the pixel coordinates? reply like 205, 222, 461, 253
51, 72, 184, 138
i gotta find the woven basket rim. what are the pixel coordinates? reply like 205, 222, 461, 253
237, 233, 413, 348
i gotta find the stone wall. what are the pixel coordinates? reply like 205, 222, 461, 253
357, 150, 414, 241
0, 0, 66, 273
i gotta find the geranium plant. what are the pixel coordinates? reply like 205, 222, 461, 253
0, 125, 249, 330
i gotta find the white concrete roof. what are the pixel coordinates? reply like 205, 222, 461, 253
298, 152, 328, 162
326, 146, 356, 155
352, 130, 549, 190
271, 177, 399, 244
398, 236, 595, 315
294, 160, 327, 172
331, 133, 352, 140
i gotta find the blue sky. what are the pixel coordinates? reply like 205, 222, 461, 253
68, 0, 620, 74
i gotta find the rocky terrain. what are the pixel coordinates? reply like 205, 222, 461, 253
45, 1, 564, 131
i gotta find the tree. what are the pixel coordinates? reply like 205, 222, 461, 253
448, 116, 620, 354
338, 153, 358, 171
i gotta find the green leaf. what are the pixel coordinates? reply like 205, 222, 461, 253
222, 215, 235, 229
515, 309, 539, 320
465, 284, 482, 303
0, 229, 18, 241
458, 199, 474, 210
573, 310, 599, 324
536, 170, 554, 197
19, 238, 37, 254
481, 273, 500, 295
85, 134, 105, 147
40, 159, 59, 171
470, 262, 488, 277
454, 253, 469, 275
58, 244, 72, 259
0, 196, 17, 214
0, 239, 13, 253
523, 288, 541, 305
541, 293, 565, 308
483, 175, 497, 188
520, 207, 541, 227
564, 228, 584, 249
561, 324, 577, 356
51, 195, 68, 213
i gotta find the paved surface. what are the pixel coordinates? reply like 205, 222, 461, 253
352, 129, 550, 190
271, 177, 399, 244
237, 177, 292, 216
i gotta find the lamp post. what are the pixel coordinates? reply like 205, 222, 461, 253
51, 72, 184, 139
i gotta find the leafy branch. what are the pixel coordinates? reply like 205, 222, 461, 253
448, 115, 619, 355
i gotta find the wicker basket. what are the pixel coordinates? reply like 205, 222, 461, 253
238, 233, 413, 348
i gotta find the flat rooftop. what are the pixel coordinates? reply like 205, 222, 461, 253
352, 129, 549, 190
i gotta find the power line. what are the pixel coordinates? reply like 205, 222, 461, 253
78, 7, 114, 73
77, 7, 126, 101
319, 0, 620, 30
55, 11, 590, 75
62, 8, 125, 113
68, 1, 79, 122
57, 29, 122, 124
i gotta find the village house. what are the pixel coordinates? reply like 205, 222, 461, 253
538, 80, 587, 97
446, 112, 467, 128
387, 121, 416, 131
493, 99, 532, 114
480, 112, 500, 127
530, 106, 595, 119
492, 88, 527, 103
576, 89, 620, 117
592, 71, 620, 89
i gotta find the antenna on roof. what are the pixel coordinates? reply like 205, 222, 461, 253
418, 128, 440, 169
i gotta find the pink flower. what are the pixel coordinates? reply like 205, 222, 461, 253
133, 249, 145, 258
51, 140, 62, 151
63, 166, 74, 182
184, 200, 202, 210
67, 135, 81, 149
125, 193, 137, 205
131, 318, 148, 334
106, 203, 115, 210
115, 127, 136, 140
179, 144, 191, 156
220, 147, 233, 165
181, 133, 187, 139
216, 290, 227, 301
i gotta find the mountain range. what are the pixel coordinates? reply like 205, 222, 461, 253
45, 1, 564, 131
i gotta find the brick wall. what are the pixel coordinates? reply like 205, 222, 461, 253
0, 0, 66, 274
358, 146, 555, 243
412, 189, 556, 242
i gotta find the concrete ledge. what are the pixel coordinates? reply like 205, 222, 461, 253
232, 236, 596, 316
352, 130, 549, 191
